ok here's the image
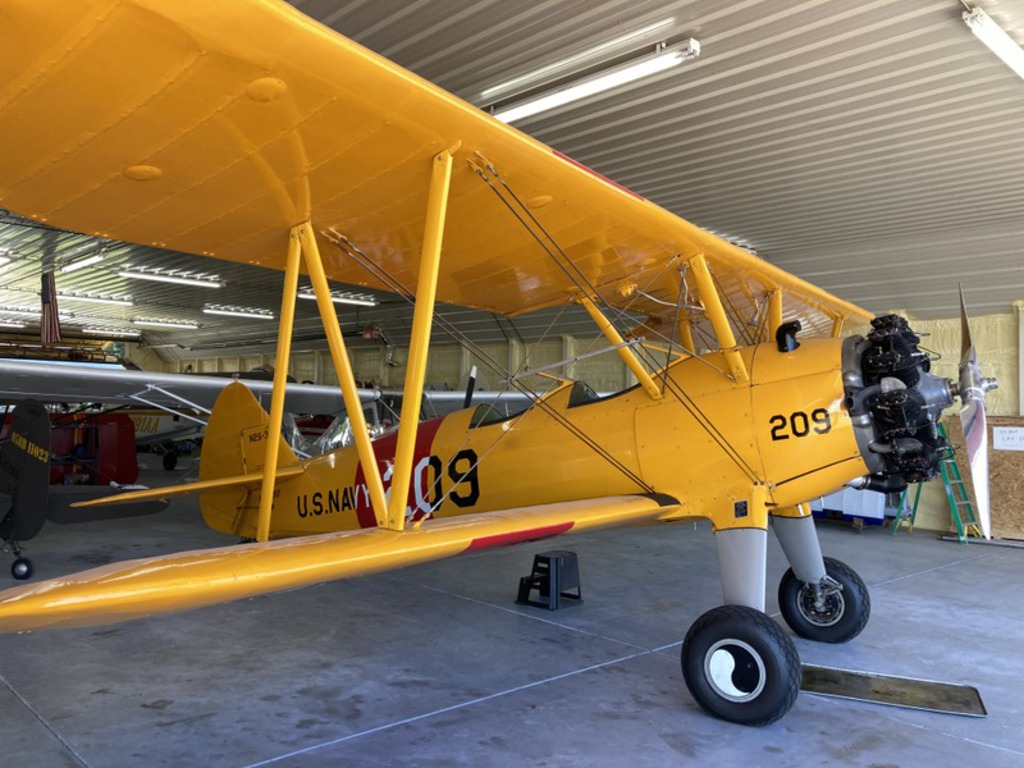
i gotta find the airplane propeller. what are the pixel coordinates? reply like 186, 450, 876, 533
957, 287, 998, 539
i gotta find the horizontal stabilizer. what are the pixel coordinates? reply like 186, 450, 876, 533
70, 465, 306, 508
0, 494, 678, 633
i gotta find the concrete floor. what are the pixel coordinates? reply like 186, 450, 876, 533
2, 462, 1023, 767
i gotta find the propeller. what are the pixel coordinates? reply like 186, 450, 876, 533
957, 287, 998, 539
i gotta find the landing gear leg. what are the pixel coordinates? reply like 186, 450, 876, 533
773, 513, 870, 643
681, 527, 800, 725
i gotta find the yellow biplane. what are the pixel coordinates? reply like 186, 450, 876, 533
0, 0, 995, 726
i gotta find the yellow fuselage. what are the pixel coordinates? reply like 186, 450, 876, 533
202, 337, 867, 539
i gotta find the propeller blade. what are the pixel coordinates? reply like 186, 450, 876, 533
956, 287, 996, 540
959, 398, 991, 540
959, 285, 973, 368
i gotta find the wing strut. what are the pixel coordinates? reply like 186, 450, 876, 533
768, 289, 783, 342
687, 254, 749, 384
296, 222, 390, 529
255, 228, 303, 543
578, 295, 663, 400
386, 146, 457, 531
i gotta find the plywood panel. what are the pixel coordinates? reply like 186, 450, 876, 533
947, 416, 1024, 541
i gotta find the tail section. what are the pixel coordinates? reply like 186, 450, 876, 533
198, 381, 300, 536
70, 382, 306, 539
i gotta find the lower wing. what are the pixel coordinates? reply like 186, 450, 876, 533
0, 493, 680, 633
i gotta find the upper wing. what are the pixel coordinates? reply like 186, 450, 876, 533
0, 359, 375, 414
0, 493, 679, 632
0, 0, 871, 339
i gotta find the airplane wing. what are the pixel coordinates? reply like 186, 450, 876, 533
0, 359, 376, 414
0, 0, 871, 341
0, 493, 680, 632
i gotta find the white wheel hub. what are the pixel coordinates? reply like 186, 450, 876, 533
705, 638, 766, 703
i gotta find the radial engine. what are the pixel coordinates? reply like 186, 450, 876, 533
843, 315, 956, 494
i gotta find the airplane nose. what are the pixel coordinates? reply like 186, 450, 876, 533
842, 314, 955, 493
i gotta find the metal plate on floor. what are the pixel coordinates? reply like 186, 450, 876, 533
801, 664, 987, 717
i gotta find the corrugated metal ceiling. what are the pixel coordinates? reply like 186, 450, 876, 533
1, 0, 1022, 359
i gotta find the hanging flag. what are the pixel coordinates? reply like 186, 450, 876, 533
40, 270, 61, 344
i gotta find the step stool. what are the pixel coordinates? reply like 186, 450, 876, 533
516, 550, 582, 610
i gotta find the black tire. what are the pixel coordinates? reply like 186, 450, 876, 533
11, 557, 33, 580
778, 556, 870, 644
681, 605, 800, 726
162, 451, 178, 471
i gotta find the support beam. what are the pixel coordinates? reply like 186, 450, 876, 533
687, 253, 749, 383
296, 222, 389, 528
387, 148, 456, 530
677, 314, 696, 355
578, 295, 663, 399
255, 230, 302, 543
768, 289, 783, 341
831, 316, 845, 338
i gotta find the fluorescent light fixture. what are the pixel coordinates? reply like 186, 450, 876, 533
963, 6, 1024, 80
297, 290, 378, 307
203, 305, 275, 320
481, 18, 676, 100
133, 318, 200, 329
0, 256, 10, 269
0, 307, 73, 320
119, 269, 223, 288
493, 38, 700, 123
0, 321, 26, 329
60, 293, 134, 307
83, 328, 141, 338
61, 253, 104, 273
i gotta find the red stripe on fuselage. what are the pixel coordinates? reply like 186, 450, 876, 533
466, 522, 575, 552
352, 415, 446, 528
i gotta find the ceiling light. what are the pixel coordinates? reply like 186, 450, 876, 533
203, 305, 275, 320
480, 18, 676, 100
493, 38, 700, 123
963, 6, 1024, 80
60, 252, 104, 273
133, 318, 200, 329
297, 290, 378, 307
60, 293, 134, 307
119, 269, 223, 288
82, 328, 141, 338
0, 321, 26, 329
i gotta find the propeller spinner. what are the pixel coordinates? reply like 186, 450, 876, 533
957, 288, 998, 539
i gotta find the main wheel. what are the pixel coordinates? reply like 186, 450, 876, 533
778, 556, 870, 644
162, 451, 178, 471
11, 557, 33, 580
681, 605, 800, 726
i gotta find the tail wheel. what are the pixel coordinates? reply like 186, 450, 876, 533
778, 556, 870, 644
681, 605, 800, 726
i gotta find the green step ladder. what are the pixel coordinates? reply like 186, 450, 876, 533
890, 423, 981, 543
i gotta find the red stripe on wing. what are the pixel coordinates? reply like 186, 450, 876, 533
553, 151, 645, 201
466, 522, 574, 552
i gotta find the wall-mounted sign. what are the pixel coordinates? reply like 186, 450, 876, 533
993, 427, 1024, 451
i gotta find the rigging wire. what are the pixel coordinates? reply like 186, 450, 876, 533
323, 233, 655, 495
468, 162, 761, 483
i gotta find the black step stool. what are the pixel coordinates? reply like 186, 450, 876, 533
516, 550, 582, 610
